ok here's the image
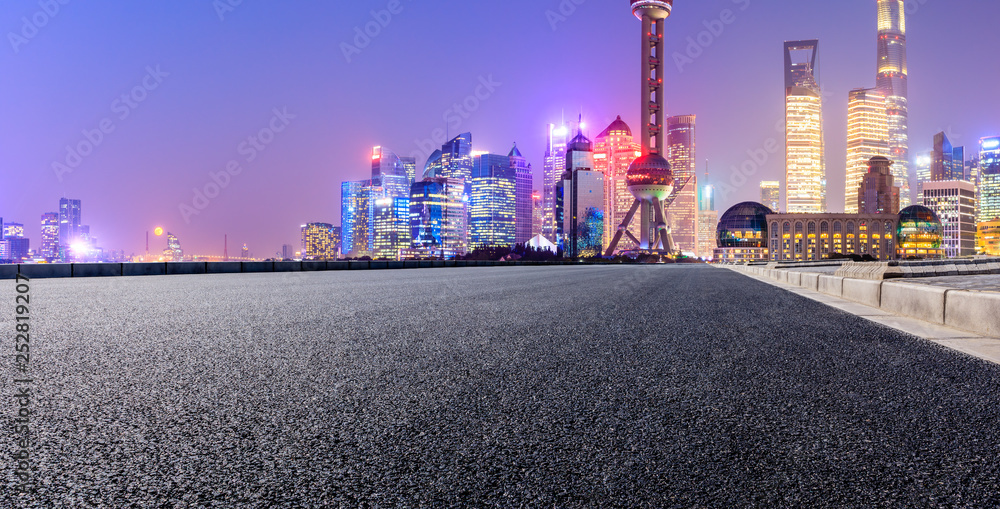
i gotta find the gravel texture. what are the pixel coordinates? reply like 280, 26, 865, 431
4, 265, 1000, 507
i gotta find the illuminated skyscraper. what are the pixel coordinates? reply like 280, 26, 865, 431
373, 197, 411, 260
666, 115, 697, 255
3, 222, 24, 239
164, 233, 183, 262
400, 156, 417, 184
760, 181, 780, 213
40, 212, 58, 260
371, 146, 411, 199
784, 40, 826, 213
508, 143, 534, 244
542, 122, 570, 242
439, 133, 473, 189
979, 136, 1000, 224
914, 151, 932, 201
931, 132, 965, 182
876, 0, 910, 207
557, 127, 604, 258
845, 88, 889, 213
340, 180, 368, 257
696, 170, 717, 259
922, 180, 977, 258
531, 190, 543, 239
470, 154, 517, 248
858, 156, 900, 215
594, 116, 642, 250
300, 222, 339, 260
409, 177, 467, 258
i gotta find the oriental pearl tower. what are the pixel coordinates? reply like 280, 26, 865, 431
606, 0, 677, 256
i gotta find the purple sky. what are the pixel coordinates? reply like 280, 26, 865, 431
2, 0, 998, 257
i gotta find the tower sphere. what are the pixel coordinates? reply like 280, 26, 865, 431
626, 153, 673, 201
631, 0, 673, 20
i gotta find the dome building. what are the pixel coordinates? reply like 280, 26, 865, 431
897, 205, 945, 259
714, 202, 773, 262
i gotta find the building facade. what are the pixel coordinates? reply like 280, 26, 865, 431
845, 88, 889, 213
877, 0, 910, 207
714, 202, 773, 263
932, 132, 965, 182
978, 219, 1000, 256
58, 198, 82, 261
300, 222, 339, 260
40, 212, 58, 260
470, 153, 517, 249
922, 180, 977, 258
542, 123, 570, 242
509, 144, 534, 245
858, 156, 900, 215
408, 177, 467, 259
768, 213, 899, 262
980, 136, 1000, 224
784, 40, 826, 213
594, 116, 642, 251
760, 181, 780, 213
557, 129, 604, 258
666, 114, 698, 255
373, 197, 411, 260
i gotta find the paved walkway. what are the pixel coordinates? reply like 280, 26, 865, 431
5, 266, 1000, 506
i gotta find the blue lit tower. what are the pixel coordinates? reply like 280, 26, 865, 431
509, 143, 534, 244
606, 0, 675, 255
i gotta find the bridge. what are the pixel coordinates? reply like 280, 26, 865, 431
7, 265, 1000, 506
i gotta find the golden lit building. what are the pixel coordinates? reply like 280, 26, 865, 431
666, 115, 698, 255
785, 89, 826, 213
977, 219, 1000, 256
760, 181, 780, 212
594, 116, 642, 251
846, 88, 889, 213
767, 213, 899, 262
300, 222, 339, 260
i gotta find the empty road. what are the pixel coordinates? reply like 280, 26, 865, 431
5, 265, 1000, 507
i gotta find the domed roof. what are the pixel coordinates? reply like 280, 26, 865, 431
899, 205, 940, 223
716, 202, 773, 249
597, 115, 632, 139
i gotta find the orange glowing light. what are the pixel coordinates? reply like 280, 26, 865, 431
154, 227, 164, 236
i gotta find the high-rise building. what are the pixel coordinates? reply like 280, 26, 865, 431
241, 244, 249, 259
557, 128, 604, 258
281, 244, 293, 260
914, 152, 932, 202
542, 122, 570, 242
876, 0, 910, 207
978, 219, 1000, 256
371, 146, 411, 200
469, 154, 517, 249
784, 40, 826, 213
932, 132, 965, 182
373, 197, 410, 260
696, 209, 718, 259
300, 222, 339, 260
978, 136, 1000, 224
858, 156, 900, 215
400, 156, 417, 184
666, 115, 698, 255
531, 190, 543, 239
439, 132, 473, 190
845, 88, 889, 213
164, 233, 183, 262
423, 149, 443, 179
340, 180, 368, 257
760, 181, 780, 213
508, 143, 534, 245
594, 116, 643, 250
922, 180, 977, 258
409, 177, 467, 258
3, 222, 25, 239
58, 198, 82, 260
40, 212, 59, 260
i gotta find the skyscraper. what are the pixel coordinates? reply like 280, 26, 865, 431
300, 222, 339, 260
858, 156, 900, 215
164, 233, 183, 262
979, 136, 1000, 224
470, 154, 517, 249
914, 152, 932, 202
439, 132, 473, 187
666, 115, 697, 255
922, 180, 977, 258
594, 116, 643, 250
58, 198, 83, 261
760, 181, 780, 213
40, 212, 58, 261
508, 143, 534, 245
876, 0, 910, 207
409, 177, 467, 258
531, 190, 543, 239
931, 132, 965, 182
371, 146, 411, 200
340, 180, 367, 257
542, 122, 569, 242
784, 40, 826, 213
845, 88, 889, 213
373, 197, 410, 260
557, 127, 604, 258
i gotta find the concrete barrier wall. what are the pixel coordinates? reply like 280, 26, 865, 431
880, 282, 948, 324
207, 262, 242, 274
842, 279, 882, 308
0, 265, 19, 279
73, 263, 123, 278
242, 262, 273, 273
818, 276, 844, 297
19, 264, 73, 279
274, 261, 302, 272
166, 262, 207, 275
302, 261, 326, 272
124, 263, 167, 277
945, 291, 1000, 337
800, 273, 820, 291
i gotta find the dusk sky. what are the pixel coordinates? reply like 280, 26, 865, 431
3, 0, 998, 257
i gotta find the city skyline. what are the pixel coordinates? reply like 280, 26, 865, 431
3, 1, 1000, 256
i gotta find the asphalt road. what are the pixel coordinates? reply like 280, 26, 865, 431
5, 265, 1000, 507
